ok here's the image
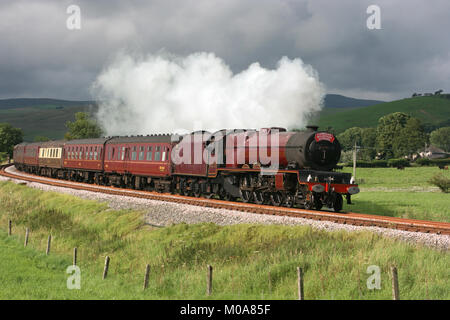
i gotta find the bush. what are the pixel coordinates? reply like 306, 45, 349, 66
430, 158, 450, 166
428, 174, 450, 193
415, 158, 431, 166
388, 158, 410, 167
343, 160, 388, 168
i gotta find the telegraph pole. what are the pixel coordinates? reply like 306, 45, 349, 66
353, 141, 357, 179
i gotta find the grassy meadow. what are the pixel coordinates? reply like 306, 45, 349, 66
339, 166, 450, 222
0, 179, 448, 300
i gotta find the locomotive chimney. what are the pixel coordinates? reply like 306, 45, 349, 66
306, 125, 319, 132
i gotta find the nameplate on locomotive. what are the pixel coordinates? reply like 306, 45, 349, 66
314, 132, 335, 143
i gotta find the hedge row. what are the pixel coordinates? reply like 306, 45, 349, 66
416, 158, 450, 166
343, 159, 409, 168
343, 158, 450, 168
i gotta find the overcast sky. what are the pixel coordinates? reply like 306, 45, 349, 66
0, 0, 449, 101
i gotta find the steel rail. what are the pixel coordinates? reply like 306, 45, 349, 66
1, 164, 449, 235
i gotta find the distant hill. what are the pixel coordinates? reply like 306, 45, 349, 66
0, 98, 97, 141
0, 98, 95, 110
324, 94, 384, 108
317, 96, 450, 134
2, 94, 448, 142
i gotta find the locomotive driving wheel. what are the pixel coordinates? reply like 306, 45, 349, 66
270, 192, 284, 206
240, 190, 253, 203
252, 191, 265, 205
193, 182, 201, 198
283, 194, 295, 207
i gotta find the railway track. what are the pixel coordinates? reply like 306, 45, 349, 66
1, 164, 450, 235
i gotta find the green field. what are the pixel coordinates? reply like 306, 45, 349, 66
0, 174, 449, 300
317, 96, 450, 133
339, 167, 450, 222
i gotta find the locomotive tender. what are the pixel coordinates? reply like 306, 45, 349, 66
13, 126, 359, 212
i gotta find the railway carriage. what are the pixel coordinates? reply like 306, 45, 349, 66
13, 142, 40, 173
103, 135, 174, 191
13, 143, 27, 168
64, 138, 110, 183
37, 140, 65, 177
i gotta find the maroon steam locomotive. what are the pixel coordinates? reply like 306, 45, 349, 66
13, 126, 359, 212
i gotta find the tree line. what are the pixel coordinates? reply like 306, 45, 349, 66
336, 112, 450, 160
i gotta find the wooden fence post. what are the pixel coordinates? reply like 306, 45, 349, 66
297, 267, 304, 300
24, 228, 29, 247
268, 271, 272, 294
391, 266, 400, 300
143, 264, 150, 290
8, 220, 12, 236
103, 256, 110, 279
46, 235, 51, 255
73, 247, 78, 266
206, 265, 213, 296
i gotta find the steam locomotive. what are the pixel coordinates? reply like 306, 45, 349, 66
13, 126, 359, 212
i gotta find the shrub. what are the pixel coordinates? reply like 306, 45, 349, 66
430, 158, 450, 166
428, 174, 450, 193
372, 160, 388, 167
388, 158, 410, 167
415, 158, 431, 166
343, 160, 388, 168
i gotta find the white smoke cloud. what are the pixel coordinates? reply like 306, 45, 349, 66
91, 52, 325, 135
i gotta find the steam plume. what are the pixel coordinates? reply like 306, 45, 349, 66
91, 52, 325, 135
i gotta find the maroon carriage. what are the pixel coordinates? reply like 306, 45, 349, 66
64, 138, 109, 182
13, 143, 27, 167
103, 135, 174, 191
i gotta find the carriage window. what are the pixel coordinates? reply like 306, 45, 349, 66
121, 147, 126, 160
80, 147, 83, 159
94, 146, 98, 160
161, 147, 166, 161
139, 146, 145, 160
89, 147, 92, 160
112, 147, 115, 160
146, 146, 153, 161
155, 146, 161, 161
131, 146, 137, 160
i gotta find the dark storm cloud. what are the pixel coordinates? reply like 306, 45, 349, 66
0, 0, 449, 100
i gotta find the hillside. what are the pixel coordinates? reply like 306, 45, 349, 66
316, 96, 450, 133
0, 94, 382, 142
324, 94, 384, 108
0, 99, 97, 141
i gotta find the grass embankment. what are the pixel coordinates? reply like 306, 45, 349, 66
339, 167, 450, 222
0, 180, 448, 299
